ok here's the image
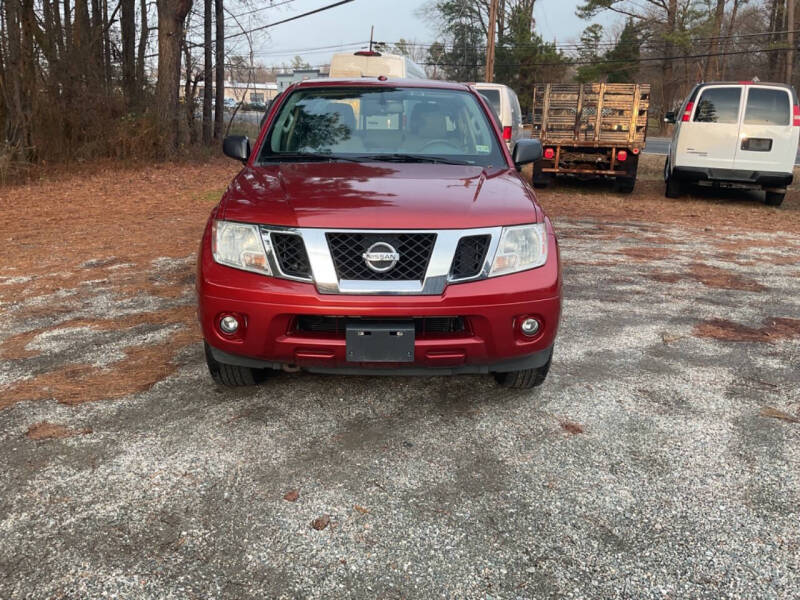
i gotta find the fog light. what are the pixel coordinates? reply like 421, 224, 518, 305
520, 317, 540, 336
219, 315, 239, 334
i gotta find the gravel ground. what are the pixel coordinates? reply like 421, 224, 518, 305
1, 165, 800, 598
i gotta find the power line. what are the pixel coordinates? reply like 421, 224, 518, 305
222, 0, 355, 42
149, 0, 356, 58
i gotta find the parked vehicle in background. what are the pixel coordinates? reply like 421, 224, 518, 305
531, 83, 650, 193
199, 78, 560, 391
472, 83, 525, 150
329, 50, 426, 79
663, 81, 799, 206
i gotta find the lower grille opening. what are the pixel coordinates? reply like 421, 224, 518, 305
294, 316, 467, 336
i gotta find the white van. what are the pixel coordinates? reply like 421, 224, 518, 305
471, 83, 524, 149
329, 51, 426, 79
664, 81, 799, 206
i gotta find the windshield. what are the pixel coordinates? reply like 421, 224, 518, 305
258, 86, 506, 167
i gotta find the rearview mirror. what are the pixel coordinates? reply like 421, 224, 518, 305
513, 139, 543, 169
664, 111, 676, 124
223, 135, 250, 163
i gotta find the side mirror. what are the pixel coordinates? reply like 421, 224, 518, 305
512, 139, 543, 169
223, 135, 250, 163
664, 111, 676, 124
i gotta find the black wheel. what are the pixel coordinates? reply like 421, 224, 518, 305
613, 177, 636, 194
664, 158, 682, 198
764, 190, 785, 206
204, 341, 259, 387
532, 173, 553, 188
665, 174, 682, 198
493, 354, 552, 390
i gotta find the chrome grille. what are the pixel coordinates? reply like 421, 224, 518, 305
326, 232, 436, 281
450, 235, 491, 279
271, 233, 311, 279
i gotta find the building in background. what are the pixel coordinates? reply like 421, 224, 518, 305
179, 81, 278, 106
276, 69, 325, 93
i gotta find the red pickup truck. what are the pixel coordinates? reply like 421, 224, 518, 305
197, 78, 561, 390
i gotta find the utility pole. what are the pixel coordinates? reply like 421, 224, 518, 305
485, 0, 498, 82
787, 0, 795, 84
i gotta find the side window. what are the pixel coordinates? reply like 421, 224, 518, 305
694, 87, 741, 124
744, 88, 791, 125
511, 93, 522, 126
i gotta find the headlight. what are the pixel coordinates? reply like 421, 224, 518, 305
489, 223, 547, 277
212, 220, 271, 275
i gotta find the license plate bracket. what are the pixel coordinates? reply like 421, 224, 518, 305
741, 138, 772, 152
346, 321, 415, 363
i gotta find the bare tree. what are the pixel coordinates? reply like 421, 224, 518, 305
213, 0, 222, 139
154, 0, 192, 151
120, 0, 135, 101
202, 0, 212, 143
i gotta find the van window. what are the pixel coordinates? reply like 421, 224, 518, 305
477, 89, 501, 120
744, 88, 790, 126
694, 87, 741, 124
511, 92, 522, 126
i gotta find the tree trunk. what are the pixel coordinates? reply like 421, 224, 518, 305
136, 0, 147, 101
719, 0, 740, 79
63, 0, 72, 49
154, 0, 192, 151
202, 0, 212, 143
704, 0, 726, 80
213, 0, 223, 139
662, 0, 677, 120
90, 0, 103, 76
183, 36, 197, 144
121, 0, 135, 101
19, 0, 36, 157
102, 0, 111, 85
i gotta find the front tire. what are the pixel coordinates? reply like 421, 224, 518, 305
493, 355, 552, 390
764, 190, 785, 206
204, 342, 259, 387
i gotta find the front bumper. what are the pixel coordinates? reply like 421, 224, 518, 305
197, 223, 561, 373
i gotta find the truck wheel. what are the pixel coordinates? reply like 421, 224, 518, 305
533, 173, 553, 188
665, 174, 682, 198
493, 356, 551, 390
613, 177, 636, 194
764, 190, 785, 206
204, 342, 259, 387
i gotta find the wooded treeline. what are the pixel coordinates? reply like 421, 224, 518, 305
422, 0, 800, 120
0, 0, 228, 166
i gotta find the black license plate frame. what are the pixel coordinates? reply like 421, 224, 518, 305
345, 321, 415, 363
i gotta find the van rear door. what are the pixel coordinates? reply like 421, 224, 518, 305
676, 85, 743, 171
733, 85, 798, 175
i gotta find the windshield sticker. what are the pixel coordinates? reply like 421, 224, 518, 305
476, 144, 490, 153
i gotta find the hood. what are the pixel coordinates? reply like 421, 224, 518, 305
219, 162, 541, 229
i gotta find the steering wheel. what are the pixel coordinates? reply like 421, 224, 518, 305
420, 139, 461, 153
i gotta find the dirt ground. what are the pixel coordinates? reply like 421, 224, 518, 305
1, 155, 798, 598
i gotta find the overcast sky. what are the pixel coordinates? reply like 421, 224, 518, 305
232, 0, 616, 69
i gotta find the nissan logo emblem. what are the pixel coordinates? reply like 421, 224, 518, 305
362, 242, 400, 273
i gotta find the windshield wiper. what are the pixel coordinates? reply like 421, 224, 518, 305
354, 153, 472, 166
261, 152, 364, 163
